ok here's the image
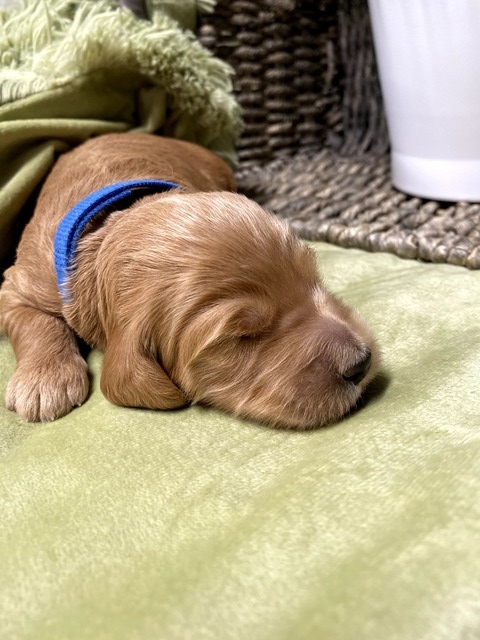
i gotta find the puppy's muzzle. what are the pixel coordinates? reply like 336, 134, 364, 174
342, 349, 372, 385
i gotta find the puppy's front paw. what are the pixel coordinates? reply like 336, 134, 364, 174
5, 356, 89, 422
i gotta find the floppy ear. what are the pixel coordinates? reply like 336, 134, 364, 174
100, 330, 188, 410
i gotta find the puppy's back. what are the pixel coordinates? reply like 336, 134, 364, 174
1, 133, 236, 318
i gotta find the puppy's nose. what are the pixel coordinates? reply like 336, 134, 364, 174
342, 349, 371, 385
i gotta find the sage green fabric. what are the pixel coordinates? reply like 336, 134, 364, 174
1, 243, 479, 640
0, 0, 240, 270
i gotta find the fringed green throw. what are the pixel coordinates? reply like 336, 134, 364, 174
0, 0, 241, 271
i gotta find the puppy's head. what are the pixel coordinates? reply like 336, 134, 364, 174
114, 192, 379, 429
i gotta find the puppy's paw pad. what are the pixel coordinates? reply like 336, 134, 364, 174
5, 357, 89, 422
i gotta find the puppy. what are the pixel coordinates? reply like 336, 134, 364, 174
0, 132, 379, 429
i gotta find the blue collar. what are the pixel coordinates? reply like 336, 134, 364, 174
54, 179, 180, 301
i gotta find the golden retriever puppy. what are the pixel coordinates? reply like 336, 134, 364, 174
0, 133, 379, 428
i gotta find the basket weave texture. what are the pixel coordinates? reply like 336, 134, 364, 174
199, 0, 480, 268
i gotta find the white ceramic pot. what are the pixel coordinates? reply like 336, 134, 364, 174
367, 0, 480, 201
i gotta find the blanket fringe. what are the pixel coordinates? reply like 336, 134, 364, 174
0, 0, 240, 142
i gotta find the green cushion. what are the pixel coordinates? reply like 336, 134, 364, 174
1, 243, 479, 639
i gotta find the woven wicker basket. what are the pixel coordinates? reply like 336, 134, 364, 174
199, 0, 480, 268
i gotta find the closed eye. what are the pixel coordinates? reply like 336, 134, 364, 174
238, 333, 265, 342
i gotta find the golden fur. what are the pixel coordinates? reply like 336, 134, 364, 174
0, 132, 379, 428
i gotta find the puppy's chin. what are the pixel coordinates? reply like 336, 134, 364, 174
174, 291, 380, 430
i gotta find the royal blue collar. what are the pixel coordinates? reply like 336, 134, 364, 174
54, 179, 180, 301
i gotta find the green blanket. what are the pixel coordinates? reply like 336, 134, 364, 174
1, 243, 479, 640
0, 0, 240, 271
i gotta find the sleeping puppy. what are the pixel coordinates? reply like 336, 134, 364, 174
0, 133, 379, 429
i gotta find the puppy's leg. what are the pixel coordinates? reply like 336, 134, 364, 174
2, 304, 89, 422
